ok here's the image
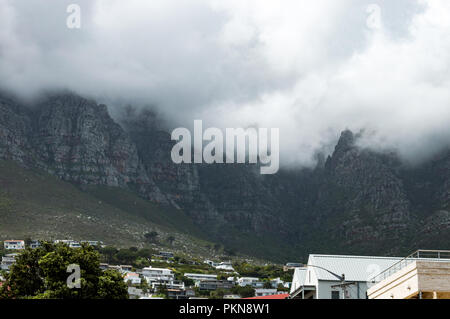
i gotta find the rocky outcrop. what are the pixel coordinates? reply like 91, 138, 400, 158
0, 95, 33, 164
320, 131, 411, 246
0, 93, 166, 203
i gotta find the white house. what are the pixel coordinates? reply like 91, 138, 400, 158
215, 262, 235, 272
290, 254, 403, 299
1, 253, 19, 271
236, 277, 263, 287
223, 294, 241, 299
142, 267, 175, 289
124, 272, 142, 285
204, 260, 216, 266
80, 240, 100, 246
54, 240, 81, 248
270, 277, 289, 288
184, 273, 217, 282
128, 287, 145, 299
3, 240, 25, 250
255, 288, 279, 297
30, 240, 40, 249
204, 260, 235, 272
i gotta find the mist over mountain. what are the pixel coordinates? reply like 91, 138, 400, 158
0, 1, 450, 260
1, 0, 450, 168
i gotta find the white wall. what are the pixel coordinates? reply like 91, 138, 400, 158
317, 281, 368, 299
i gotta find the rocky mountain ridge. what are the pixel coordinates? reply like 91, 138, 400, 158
0, 92, 449, 260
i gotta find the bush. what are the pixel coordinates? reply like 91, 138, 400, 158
0, 242, 128, 299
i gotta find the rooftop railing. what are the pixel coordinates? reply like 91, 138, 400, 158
370, 250, 450, 283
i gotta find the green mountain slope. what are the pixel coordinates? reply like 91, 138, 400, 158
0, 160, 212, 255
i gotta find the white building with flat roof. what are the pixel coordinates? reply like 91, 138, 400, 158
1, 253, 19, 271
30, 240, 40, 249
236, 277, 262, 287
4, 240, 25, 250
367, 250, 450, 299
255, 288, 279, 297
184, 273, 217, 282
54, 240, 81, 248
290, 254, 403, 299
142, 267, 175, 287
124, 272, 142, 285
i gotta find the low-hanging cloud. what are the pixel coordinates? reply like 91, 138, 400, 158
1, 0, 449, 167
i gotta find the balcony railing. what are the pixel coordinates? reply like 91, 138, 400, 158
370, 250, 450, 283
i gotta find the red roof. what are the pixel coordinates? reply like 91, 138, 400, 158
243, 294, 289, 300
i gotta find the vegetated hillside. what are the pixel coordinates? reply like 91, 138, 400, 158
0, 160, 215, 258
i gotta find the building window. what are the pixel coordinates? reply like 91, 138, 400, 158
331, 291, 340, 299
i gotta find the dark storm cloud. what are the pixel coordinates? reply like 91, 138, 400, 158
1, 0, 449, 166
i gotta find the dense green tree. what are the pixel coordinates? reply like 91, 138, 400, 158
166, 236, 175, 245
115, 249, 138, 265
263, 281, 273, 289
139, 278, 150, 294
97, 270, 129, 299
99, 246, 118, 264
136, 248, 153, 259
232, 262, 293, 282
144, 231, 158, 243
231, 285, 255, 298
156, 284, 168, 298
209, 288, 226, 299
0, 242, 128, 299
181, 276, 195, 287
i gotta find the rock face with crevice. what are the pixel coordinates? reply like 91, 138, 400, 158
0, 92, 449, 260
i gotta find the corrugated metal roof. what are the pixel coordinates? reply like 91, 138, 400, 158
308, 254, 404, 282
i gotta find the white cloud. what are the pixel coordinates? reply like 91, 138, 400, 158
0, 0, 449, 167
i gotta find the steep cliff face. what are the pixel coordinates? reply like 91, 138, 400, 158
0, 92, 449, 260
319, 131, 411, 249
0, 95, 33, 164
31, 94, 144, 186
0, 93, 166, 202
121, 109, 300, 250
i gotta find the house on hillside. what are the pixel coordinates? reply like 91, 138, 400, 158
284, 262, 303, 271
124, 272, 142, 285
3, 240, 25, 250
30, 240, 40, 249
54, 240, 81, 248
236, 277, 263, 288
157, 251, 174, 259
215, 261, 235, 272
255, 288, 279, 297
290, 254, 403, 299
197, 279, 234, 291
1, 253, 19, 271
204, 260, 235, 271
142, 267, 176, 290
184, 273, 217, 282
128, 287, 145, 299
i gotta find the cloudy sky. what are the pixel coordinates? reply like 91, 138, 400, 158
1, 0, 450, 167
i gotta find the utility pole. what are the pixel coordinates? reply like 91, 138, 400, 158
308, 265, 355, 299
331, 275, 356, 299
